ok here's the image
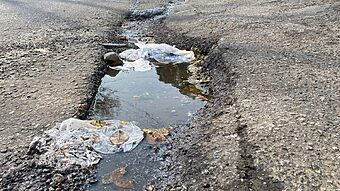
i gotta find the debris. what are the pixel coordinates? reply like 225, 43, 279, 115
138, 43, 195, 64
196, 94, 209, 101
143, 128, 171, 145
127, 7, 166, 20
104, 52, 124, 67
52, 173, 64, 184
119, 49, 141, 61
110, 130, 129, 145
89, 120, 109, 127
27, 136, 49, 155
145, 183, 155, 191
33, 48, 49, 54
102, 167, 135, 189
29, 118, 144, 169
101, 43, 127, 48
101, 42, 138, 49
115, 34, 128, 41
112, 58, 152, 72
119, 43, 196, 64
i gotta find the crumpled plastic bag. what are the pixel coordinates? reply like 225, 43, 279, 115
118, 43, 195, 64
118, 49, 141, 61
111, 58, 151, 72
30, 118, 144, 169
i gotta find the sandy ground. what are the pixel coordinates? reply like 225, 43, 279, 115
157, 0, 340, 190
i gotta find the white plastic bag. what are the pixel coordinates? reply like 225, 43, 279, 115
136, 43, 195, 64
112, 58, 152, 72
118, 43, 195, 64
34, 118, 144, 169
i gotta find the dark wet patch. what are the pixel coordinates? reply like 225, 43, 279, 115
126, 7, 166, 21
233, 123, 284, 191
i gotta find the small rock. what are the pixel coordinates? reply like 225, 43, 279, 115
52, 173, 64, 184
103, 52, 123, 67
0, 148, 7, 153
145, 183, 155, 191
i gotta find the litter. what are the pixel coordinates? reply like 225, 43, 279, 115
127, 7, 166, 20
143, 128, 171, 145
137, 43, 196, 64
119, 43, 196, 64
101, 43, 128, 48
102, 167, 135, 188
112, 58, 152, 72
28, 118, 144, 169
119, 49, 141, 61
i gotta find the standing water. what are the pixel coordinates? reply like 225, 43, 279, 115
88, 6, 209, 190
88, 64, 207, 190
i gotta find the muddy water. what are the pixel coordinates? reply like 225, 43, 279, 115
86, 3, 209, 189
88, 63, 207, 190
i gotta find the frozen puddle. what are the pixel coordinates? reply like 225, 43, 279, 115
88, 62, 208, 190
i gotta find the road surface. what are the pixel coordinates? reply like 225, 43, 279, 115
0, 0, 339, 190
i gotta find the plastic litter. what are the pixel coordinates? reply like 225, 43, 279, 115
119, 43, 196, 64
112, 58, 151, 72
119, 49, 141, 61
29, 118, 144, 169
127, 7, 166, 20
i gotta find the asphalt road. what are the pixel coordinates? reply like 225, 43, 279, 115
0, 0, 339, 190
157, 0, 340, 190
0, 0, 128, 171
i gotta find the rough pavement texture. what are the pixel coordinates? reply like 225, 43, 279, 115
0, 0, 129, 172
1, 0, 339, 190
157, 0, 340, 190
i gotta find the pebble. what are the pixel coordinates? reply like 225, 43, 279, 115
0, 148, 8, 153
103, 52, 123, 67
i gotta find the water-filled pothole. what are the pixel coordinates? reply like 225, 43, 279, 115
88, 5, 210, 190
88, 63, 208, 190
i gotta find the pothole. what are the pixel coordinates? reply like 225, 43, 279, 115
87, 5, 211, 191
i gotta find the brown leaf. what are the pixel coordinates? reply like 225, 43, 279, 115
102, 167, 135, 189
89, 120, 108, 127
110, 130, 129, 145
143, 128, 171, 144
196, 94, 209, 101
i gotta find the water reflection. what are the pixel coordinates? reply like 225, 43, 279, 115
106, 63, 209, 100
88, 63, 208, 191
155, 63, 210, 99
